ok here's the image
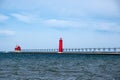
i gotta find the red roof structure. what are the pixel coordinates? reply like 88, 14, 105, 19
15, 45, 21, 52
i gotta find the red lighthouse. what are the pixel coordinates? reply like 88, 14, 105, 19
58, 38, 63, 53
15, 45, 21, 52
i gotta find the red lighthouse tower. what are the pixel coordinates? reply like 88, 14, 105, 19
58, 38, 63, 53
15, 45, 21, 52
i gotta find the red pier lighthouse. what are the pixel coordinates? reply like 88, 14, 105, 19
58, 38, 63, 53
15, 45, 21, 52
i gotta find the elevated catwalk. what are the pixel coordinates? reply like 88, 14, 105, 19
13, 48, 120, 54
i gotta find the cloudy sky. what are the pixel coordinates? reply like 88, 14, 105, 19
0, 0, 120, 51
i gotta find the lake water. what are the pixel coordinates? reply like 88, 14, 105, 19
0, 53, 120, 80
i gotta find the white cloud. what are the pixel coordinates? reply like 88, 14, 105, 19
2, 0, 120, 17
0, 30, 15, 36
43, 18, 120, 33
43, 0, 120, 17
10, 13, 40, 24
0, 14, 9, 21
81, 0, 120, 16
11, 13, 31, 23
95, 22, 120, 32
44, 19, 71, 27
43, 19, 87, 28
1, 0, 120, 33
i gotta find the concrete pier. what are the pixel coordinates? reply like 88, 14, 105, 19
19, 48, 120, 54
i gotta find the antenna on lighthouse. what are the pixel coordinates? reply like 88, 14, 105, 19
58, 38, 63, 53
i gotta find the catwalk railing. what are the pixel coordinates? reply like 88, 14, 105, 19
21, 48, 120, 53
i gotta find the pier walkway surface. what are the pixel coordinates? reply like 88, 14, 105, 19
12, 48, 120, 54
